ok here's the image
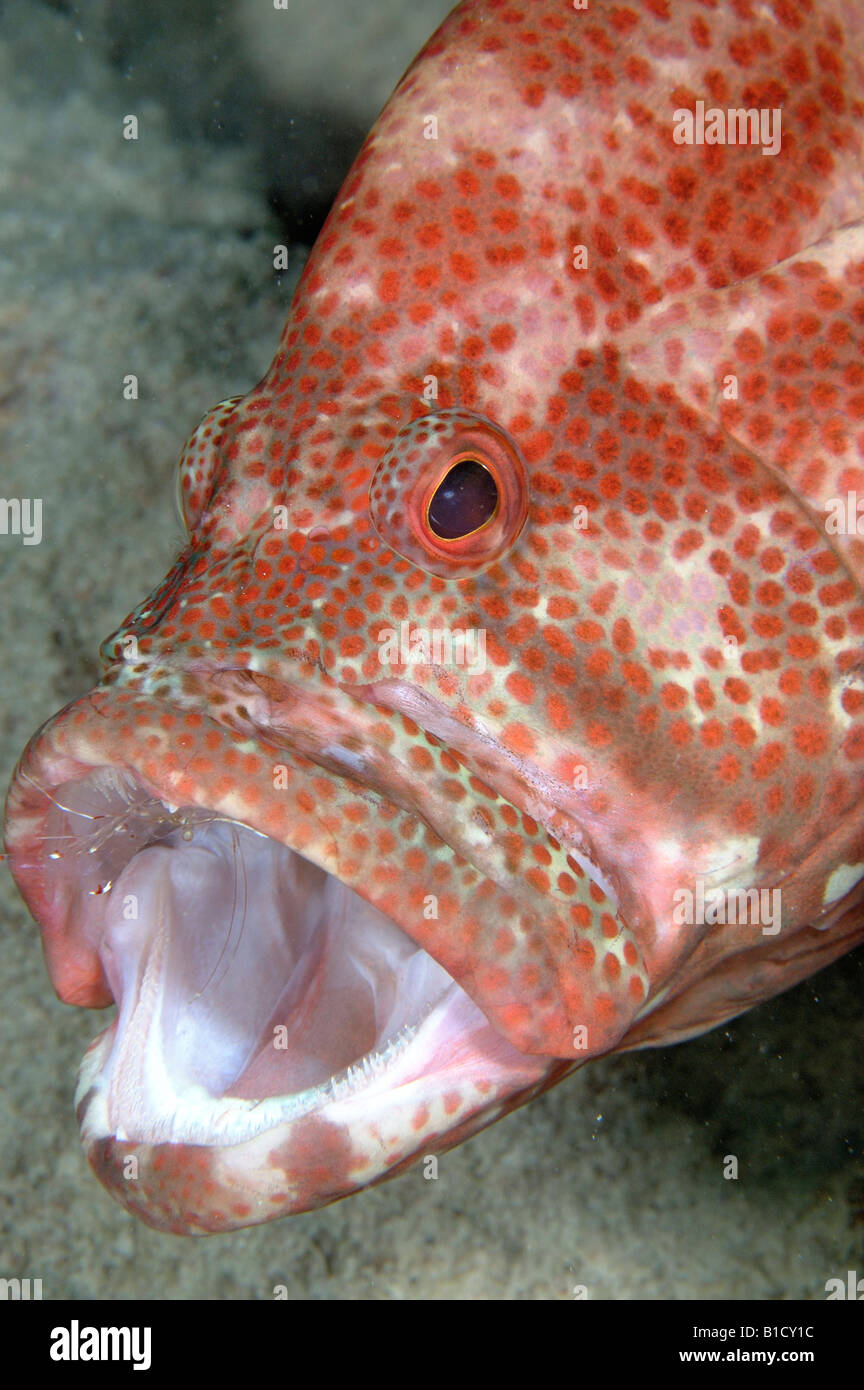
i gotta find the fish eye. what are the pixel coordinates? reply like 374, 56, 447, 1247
175, 395, 243, 536
426, 458, 500, 540
369, 409, 528, 578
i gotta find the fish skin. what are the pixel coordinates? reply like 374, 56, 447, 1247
5, 0, 864, 1233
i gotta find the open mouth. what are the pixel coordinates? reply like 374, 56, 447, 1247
29, 764, 534, 1149
4, 693, 648, 1228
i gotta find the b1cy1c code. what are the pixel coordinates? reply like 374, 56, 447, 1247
693, 1327, 814, 1341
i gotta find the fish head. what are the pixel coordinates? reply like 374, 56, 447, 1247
5, 0, 864, 1233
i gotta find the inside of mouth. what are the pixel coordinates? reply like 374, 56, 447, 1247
36, 767, 518, 1145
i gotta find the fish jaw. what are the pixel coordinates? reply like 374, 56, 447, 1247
7, 678, 863, 1236
3, 687, 600, 1233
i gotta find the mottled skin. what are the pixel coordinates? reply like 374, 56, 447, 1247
5, 0, 864, 1234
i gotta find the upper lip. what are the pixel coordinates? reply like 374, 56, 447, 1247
218, 665, 631, 910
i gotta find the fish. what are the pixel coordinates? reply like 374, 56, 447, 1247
4, 0, 864, 1236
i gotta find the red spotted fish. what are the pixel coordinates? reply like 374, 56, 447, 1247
5, 0, 864, 1234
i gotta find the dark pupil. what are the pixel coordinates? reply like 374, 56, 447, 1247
427, 460, 499, 540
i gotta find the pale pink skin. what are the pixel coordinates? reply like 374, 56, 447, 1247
5, 0, 864, 1233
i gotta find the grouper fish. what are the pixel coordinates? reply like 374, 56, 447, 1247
5, 0, 864, 1234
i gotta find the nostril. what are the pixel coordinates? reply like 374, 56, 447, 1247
176, 396, 244, 536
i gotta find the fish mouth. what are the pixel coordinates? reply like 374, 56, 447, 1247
71, 771, 464, 1144
12, 759, 542, 1153
5, 684, 565, 1229
5, 682, 640, 1228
